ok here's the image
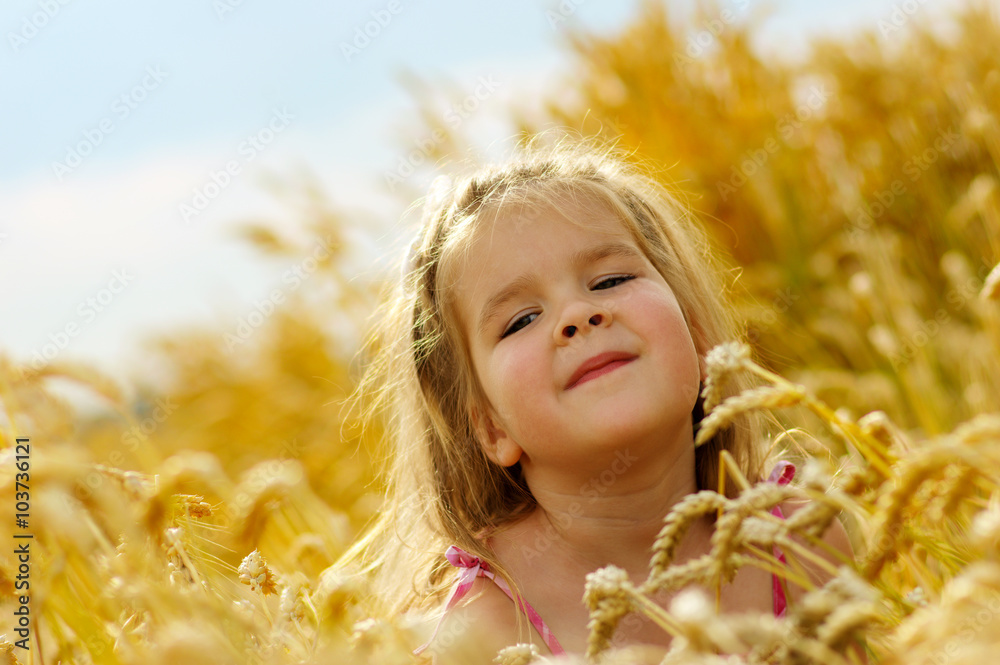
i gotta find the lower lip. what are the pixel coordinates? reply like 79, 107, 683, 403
570, 359, 634, 389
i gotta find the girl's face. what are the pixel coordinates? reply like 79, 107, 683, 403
453, 193, 702, 485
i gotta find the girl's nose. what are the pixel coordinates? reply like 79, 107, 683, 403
556, 301, 613, 341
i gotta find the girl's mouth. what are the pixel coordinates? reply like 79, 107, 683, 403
566, 353, 637, 389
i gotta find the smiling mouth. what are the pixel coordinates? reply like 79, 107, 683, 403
566, 356, 637, 389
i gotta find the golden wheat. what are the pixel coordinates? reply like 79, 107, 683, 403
4, 2, 1000, 663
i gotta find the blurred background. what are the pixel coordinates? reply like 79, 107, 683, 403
3, 1, 1000, 660
0, 0, 979, 392
4, 0, 998, 480
4, 0, 1000, 537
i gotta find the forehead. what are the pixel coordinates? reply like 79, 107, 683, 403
486, 192, 629, 252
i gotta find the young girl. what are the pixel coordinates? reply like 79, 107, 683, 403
348, 139, 852, 662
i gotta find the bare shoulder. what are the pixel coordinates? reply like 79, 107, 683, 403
428, 577, 546, 665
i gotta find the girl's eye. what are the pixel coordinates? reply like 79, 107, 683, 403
499, 275, 636, 339
593, 274, 636, 290
501, 312, 538, 339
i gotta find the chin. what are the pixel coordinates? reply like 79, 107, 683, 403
609, 391, 696, 439
590, 406, 685, 445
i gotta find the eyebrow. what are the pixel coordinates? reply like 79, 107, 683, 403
476, 242, 643, 337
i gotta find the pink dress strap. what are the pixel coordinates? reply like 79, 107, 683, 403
766, 460, 796, 617
414, 546, 566, 656
417, 462, 795, 656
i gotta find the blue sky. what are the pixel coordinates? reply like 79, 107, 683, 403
0, 0, 969, 401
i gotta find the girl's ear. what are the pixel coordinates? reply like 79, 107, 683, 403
470, 402, 523, 468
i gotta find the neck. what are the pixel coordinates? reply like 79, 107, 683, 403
504, 422, 709, 576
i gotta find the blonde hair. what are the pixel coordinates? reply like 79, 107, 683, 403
344, 136, 765, 617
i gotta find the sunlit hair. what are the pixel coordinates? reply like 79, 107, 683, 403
342, 136, 766, 619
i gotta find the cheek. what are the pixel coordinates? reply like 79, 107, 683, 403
635, 286, 688, 334
486, 340, 550, 425
639, 291, 701, 388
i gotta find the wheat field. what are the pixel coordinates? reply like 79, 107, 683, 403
3, 2, 1000, 664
